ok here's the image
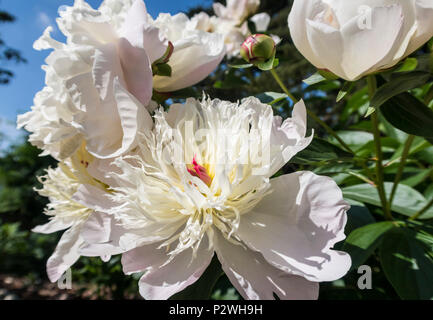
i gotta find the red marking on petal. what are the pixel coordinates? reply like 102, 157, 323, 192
187, 155, 212, 186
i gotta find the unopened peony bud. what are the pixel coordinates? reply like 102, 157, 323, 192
240, 34, 276, 64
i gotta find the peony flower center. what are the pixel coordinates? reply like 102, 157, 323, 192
187, 156, 213, 186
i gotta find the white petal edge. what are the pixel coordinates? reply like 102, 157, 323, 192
237, 171, 352, 282
214, 230, 319, 300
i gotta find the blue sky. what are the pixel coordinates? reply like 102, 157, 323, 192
0, 0, 210, 149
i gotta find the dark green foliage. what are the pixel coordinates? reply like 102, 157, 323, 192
0, 142, 58, 276
0, 9, 26, 84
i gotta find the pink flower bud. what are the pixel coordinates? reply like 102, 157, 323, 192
240, 34, 276, 64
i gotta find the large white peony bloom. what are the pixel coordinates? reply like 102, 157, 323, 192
77, 97, 351, 300
190, 12, 249, 58
288, 0, 433, 81
17, 0, 225, 160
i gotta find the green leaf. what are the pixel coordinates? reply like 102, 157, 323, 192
341, 87, 369, 122
344, 199, 376, 236
328, 130, 374, 152
380, 113, 408, 144
170, 255, 223, 300
343, 221, 396, 271
354, 137, 397, 159
370, 71, 431, 110
416, 52, 433, 74
364, 107, 377, 118
425, 184, 433, 201
303, 72, 327, 86
257, 52, 276, 71
154, 63, 172, 77
401, 168, 433, 187
380, 228, 433, 300
415, 146, 433, 166
291, 138, 352, 165
380, 93, 433, 139
255, 92, 288, 105
343, 183, 433, 219
337, 81, 354, 102
313, 163, 354, 175
388, 136, 430, 164
228, 63, 253, 69
424, 83, 433, 106
395, 57, 418, 73
318, 69, 339, 80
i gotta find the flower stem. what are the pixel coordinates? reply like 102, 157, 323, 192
270, 69, 298, 102
270, 69, 354, 154
367, 75, 392, 220
388, 135, 415, 212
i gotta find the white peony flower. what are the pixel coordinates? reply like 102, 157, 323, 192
213, 0, 260, 25
17, 0, 225, 160
77, 97, 351, 300
98, 0, 135, 30
288, 0, 433, 81
32, 145, 114, 282
190, 12, 249, 58
190, 1, 275, 58
151, 13, 225, 92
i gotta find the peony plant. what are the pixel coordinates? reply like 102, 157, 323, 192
16, 0, 433, 300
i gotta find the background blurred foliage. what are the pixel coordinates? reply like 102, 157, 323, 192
0, 8, 26, 85
1, 0, 433, 300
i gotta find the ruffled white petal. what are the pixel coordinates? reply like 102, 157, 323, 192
46, 224, 85, 282
214, 230, 319, 300
237, 171, 351, 282
270, 100, 313, 176
119, 0, 167, 64
250, 13, 271, 32
72, 184, 116, 215
80, 211, 112, 244
32, 218, 74, 234
117, 38, 153, 107
137, 236, 214, 300
213, 0, 260, 24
